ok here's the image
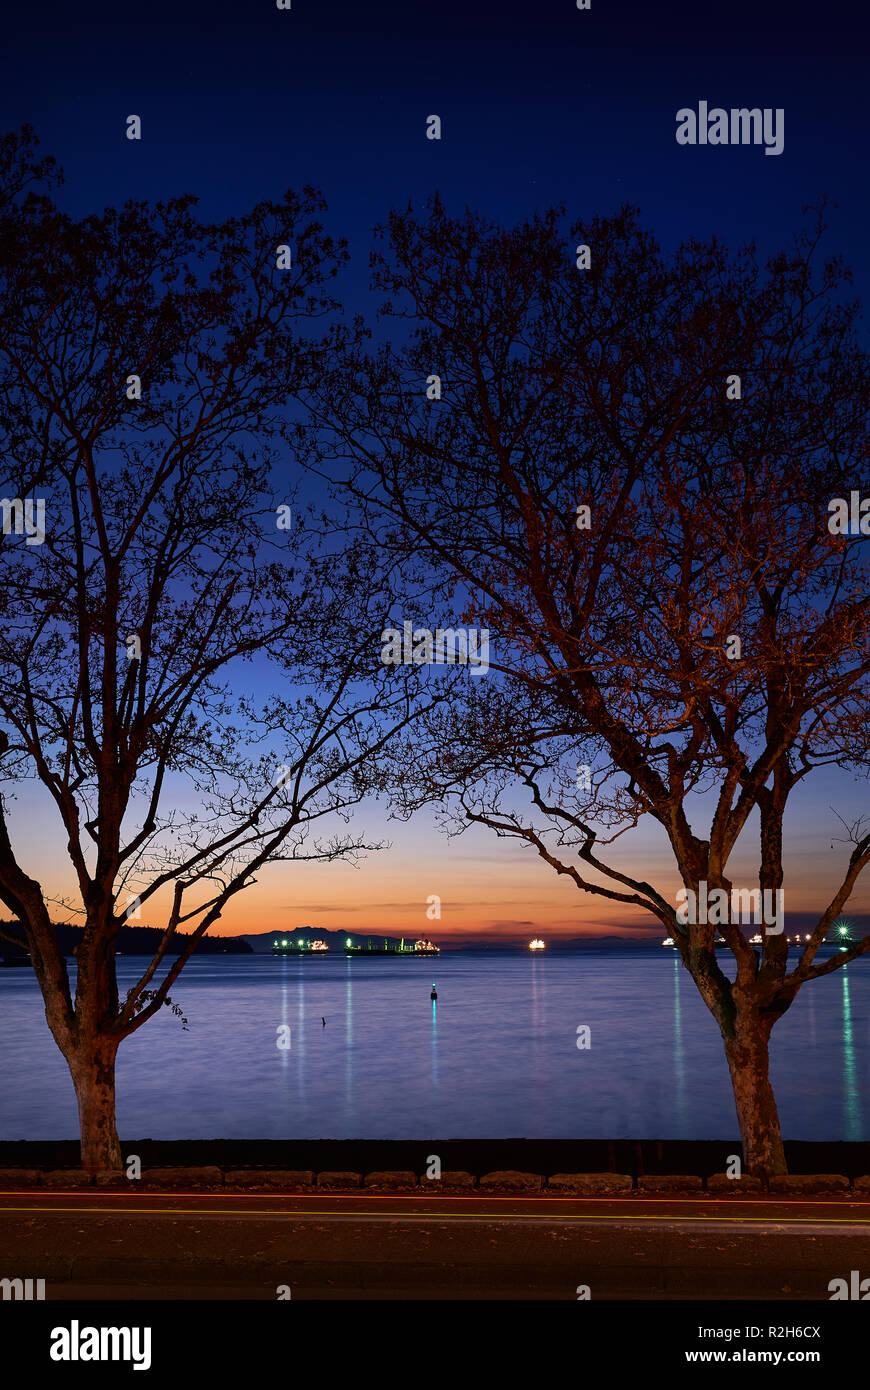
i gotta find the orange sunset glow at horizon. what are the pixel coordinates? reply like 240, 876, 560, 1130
8, 765, 870, 945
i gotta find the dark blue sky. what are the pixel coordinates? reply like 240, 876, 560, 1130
4, 0, 869, 309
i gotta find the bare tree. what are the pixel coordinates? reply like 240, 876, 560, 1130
311, 195, 870, 1176
0, 130, 433, 1171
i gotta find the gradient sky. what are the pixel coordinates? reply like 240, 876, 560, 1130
3, 0, 869, 941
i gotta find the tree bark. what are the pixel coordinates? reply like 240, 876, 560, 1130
67, 1038, 123, 1172
723, 1012, 787, 1179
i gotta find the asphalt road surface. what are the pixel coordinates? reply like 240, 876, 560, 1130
2, 1189, 868, 1299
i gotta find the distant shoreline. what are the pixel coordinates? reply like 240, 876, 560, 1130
4, 942, 859, 960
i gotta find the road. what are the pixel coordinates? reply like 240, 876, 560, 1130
2, 1189, 868, 1299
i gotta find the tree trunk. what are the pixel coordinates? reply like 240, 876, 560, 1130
68, 1037, 123, 1172
723, 1013, 787, 1179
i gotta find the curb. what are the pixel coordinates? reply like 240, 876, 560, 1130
0, 1166, 860, 1194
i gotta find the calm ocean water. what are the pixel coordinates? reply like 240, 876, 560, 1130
0, 949, 866, 1141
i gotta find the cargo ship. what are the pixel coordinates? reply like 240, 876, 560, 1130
344, 937, 440, 957
272, 936, 329, 955
272, 935, 439, 957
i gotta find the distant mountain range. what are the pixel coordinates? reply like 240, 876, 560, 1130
239, 927, 667, 953
6, 915, 858, 960
240, 917, 867, 951
241, 927, 423, 953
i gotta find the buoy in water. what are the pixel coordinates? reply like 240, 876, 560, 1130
430, 983, 437, 1001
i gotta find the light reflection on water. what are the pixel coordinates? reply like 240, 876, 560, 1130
841, 967, 863, 1141
0, 950, 867, 1141
673, 951, 688, 1131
